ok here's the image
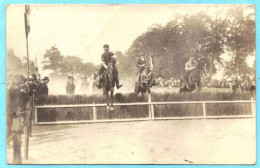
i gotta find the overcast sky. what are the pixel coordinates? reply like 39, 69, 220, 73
6, 4, 254, 77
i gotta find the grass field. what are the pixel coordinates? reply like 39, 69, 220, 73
36, 90, 255, 122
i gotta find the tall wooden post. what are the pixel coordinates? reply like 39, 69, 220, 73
24, 5, 31, 160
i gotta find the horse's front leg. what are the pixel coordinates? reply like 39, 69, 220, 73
109, 87, 114, 111
104, 88, 110, 111
194, 82, 199, 92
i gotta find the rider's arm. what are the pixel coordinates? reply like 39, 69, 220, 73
101, 54, 108, 68
101, 62, 107, 69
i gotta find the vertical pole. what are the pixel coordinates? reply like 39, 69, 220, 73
251, 98, 256, 117
24, 101, 31, 160
93, 106, 97, 121
34, 107, 38, 124
148, 94, 151, 119
148, 94, 154, 120
24, 5, 31, 160
29, 95, 34, 136
202, 102, 206, 118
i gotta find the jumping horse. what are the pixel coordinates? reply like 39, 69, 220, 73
100, 62, 116, 111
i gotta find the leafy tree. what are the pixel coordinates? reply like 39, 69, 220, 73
42, 46, 64, 73
60, 56, 84, 75
225, 7, 255, 76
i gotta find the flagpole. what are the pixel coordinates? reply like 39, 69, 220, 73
24, 7, 30, 92
24, 5, 31, 160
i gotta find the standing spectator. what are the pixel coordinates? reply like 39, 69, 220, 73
66, 76, 76, 95
37, 76, 50, 96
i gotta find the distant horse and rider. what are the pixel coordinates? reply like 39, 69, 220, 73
180, 57, 204, 93
135, 55, 156, 96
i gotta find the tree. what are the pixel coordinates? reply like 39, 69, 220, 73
60, 56, 84, 75
226, 7, 255, 77
42, 46, 64, 73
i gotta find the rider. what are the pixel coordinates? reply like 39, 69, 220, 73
136, 55, 156, 86
184, 57, 198, 84
136, 55, 147, 82
136, 55, 147, 74
98, 44, 123, 89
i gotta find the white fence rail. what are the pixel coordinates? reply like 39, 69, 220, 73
34, 99, 256, 125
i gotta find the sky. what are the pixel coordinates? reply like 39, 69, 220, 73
6, 4, 254, 78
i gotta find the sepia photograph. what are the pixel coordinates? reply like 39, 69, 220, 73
6, 4, 256, 164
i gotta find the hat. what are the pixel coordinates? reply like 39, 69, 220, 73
68, 76, 74, 80
103, 44, 109, 49
189, 57, 195, 60
42, 76, 50, 81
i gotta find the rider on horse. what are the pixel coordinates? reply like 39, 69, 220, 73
98, 44, 123, 89
136, 55, 155, 87
183, 57, 198, 87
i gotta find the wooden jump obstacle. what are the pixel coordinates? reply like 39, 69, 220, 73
34, 97, 256, 125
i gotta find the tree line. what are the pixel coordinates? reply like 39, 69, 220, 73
7, 6, 255, 81
119, 6, 255, 80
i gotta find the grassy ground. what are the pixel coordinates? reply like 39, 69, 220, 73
36, 90, 254, 122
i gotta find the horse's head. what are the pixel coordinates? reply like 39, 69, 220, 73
106, 63, 114, 80
140, 66, 153, 87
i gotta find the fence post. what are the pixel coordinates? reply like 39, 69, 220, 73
34, 108, 38, 124
202, 102, 206, 118
93, 106, 97, 121
148, 94, 152, 120
251, 98, 256, 117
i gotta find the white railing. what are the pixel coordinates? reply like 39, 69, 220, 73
34, 99, 256, 125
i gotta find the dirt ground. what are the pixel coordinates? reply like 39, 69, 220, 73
7, 118, 256, 164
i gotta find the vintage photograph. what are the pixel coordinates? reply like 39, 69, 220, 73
6, 4, 256, 164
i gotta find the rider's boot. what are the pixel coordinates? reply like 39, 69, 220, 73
97, 75, 102, 88
116, 78, 123, 89
116, 82, 123, 89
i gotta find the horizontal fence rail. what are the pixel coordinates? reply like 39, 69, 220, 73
34, 99, 256, 125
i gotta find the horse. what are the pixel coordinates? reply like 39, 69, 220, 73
134, 66, 154, 96
179, 68, 202, 92
100, 63, 116, 111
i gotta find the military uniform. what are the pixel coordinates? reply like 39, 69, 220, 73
98, 52, 113, 75
17, 85, 30, 118
29, 83, 37, 97
7, 85, 19, 136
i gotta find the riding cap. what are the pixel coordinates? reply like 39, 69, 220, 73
103, 44, 109, 49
